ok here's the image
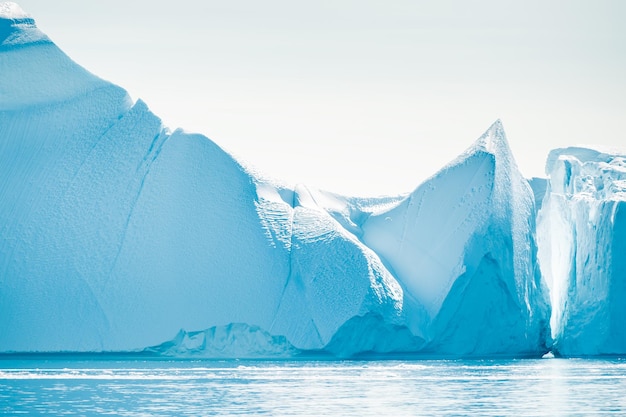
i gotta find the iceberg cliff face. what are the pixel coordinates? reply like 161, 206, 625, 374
537, 147, 626, 356
0, 3, 553, 357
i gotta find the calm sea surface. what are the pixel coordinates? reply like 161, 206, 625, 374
1, 357, 625, 416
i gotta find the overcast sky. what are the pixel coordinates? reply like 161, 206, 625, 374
15, 0, 626, 195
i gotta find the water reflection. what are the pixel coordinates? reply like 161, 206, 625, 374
1, 358, 625, 415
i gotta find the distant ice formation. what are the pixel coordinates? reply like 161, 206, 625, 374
0, 2, 622, 358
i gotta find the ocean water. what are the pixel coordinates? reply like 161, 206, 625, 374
1, 357, 625, 416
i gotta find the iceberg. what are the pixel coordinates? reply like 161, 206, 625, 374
0, 3, 552, 357
361, 121, 551, 355
537, 147, 626, 356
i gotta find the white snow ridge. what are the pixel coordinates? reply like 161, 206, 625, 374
0, 3, 622, 358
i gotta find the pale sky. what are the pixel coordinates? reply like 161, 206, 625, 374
15, 0, 626, 196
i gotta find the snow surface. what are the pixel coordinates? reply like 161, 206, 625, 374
0, 2, 28, 20
537, 147, 626, 356
0, 2, 48, 49
7, 3, 626, 358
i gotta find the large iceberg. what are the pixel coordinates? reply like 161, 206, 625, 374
360, 122, 551, 355
0, 3, 552, 357
537, 147, 626, 356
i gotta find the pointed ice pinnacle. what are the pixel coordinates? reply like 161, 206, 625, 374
476, 119, 506, 153
361, 120, 551, 355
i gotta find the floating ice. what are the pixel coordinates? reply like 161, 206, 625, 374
12, 2, 623, 359
537, 147, 626, 356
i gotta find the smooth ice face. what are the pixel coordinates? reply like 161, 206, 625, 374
0, 3, 551, 358
537, 147, 626, 355
362, 149, 495, 318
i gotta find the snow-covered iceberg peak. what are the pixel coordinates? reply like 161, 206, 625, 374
361, 120, 551, 356
0, 3, 121, 112
475, 118, 506, 153
0, 2, 30, 20
0, 1, 48, 48
537, 146, 626, 356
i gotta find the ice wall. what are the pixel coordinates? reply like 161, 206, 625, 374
537, 147, 626, 355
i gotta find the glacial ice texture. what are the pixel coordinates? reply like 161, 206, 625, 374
537, 147, 626, 356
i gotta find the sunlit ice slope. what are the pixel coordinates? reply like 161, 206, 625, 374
0, 3, 403, 355
0, 3, 551, 357
361, 121, 551, 355
0, 4, 292, 352
537, 147, 626, 356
